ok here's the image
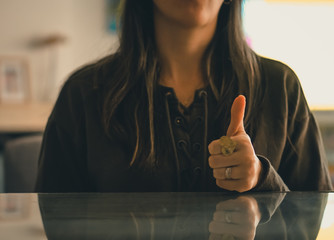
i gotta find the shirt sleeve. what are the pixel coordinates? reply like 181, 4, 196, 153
253, 60, 333, 191
253, 155, 289, 191
35, 74, 91, 193
280, 112, 333, 191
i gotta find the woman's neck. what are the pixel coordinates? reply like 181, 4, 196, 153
154, 13, 217, 107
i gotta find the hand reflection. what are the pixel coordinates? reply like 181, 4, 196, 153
209, 196, 261, 240
38, 192, 329, 239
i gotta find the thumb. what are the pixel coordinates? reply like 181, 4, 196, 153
226, 95, 246, 137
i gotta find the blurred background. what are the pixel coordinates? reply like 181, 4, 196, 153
0, 0, 334, 194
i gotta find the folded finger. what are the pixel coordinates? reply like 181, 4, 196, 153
209, 135, 246, 156
208, 139, 223, 155
213, 167, 238, 180
208, 154, 241, 169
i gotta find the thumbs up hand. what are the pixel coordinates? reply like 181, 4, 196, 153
208, 95, 262, 192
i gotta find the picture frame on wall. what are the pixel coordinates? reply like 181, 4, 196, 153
0, 57, 30, 103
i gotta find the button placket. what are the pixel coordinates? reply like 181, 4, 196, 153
177, 139, 188, 150
165, 89, 208, 190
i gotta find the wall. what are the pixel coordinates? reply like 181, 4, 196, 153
1, 0, 334, 106
244, 0, 334, 107
0, 0, 117, 101
0, 0, 118, 192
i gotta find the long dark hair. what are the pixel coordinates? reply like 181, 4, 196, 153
100, 0, 262, 166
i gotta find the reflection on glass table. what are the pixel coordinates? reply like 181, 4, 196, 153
0, 192, 333, 239
0, 194, 46, 240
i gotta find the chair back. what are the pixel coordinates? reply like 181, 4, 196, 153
4, 135, 43, 193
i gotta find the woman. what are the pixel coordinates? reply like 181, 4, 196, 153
35, 0, 332, 192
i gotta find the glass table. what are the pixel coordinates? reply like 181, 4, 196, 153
0, 192, 333, 239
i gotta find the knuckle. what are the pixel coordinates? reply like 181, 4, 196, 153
208, 140, 220, 154
208, 156, 213, 167
208, 156, 215, 168
208, 142, 214, 154
213, 169, 218, 179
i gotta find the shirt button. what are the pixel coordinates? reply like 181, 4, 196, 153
193, 167, 202, 175
177, 140, 187, 150
193, 143, 201, 152
174, 117, 184, 126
